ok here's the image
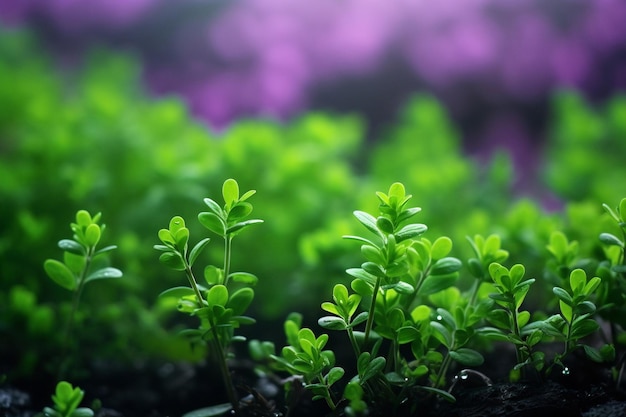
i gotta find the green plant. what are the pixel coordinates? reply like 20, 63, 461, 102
486, 263, 543, 381
541, 269, 612, 372
155, 178, 263, 416
270, 314, 343, 411
43, 210, 122, 377
39, 381, 94, 417
264, 183, 485, 416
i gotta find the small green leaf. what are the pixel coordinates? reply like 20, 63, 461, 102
343, 380, 364, 401
353, 211, 382, 237
431, 321, 452, 347
321, 302, 340, 316
553, 287, 573, 305
198, 212, 226, 236
44, 259, 76, 291
318, 316, 347, 330
327, 366, 345, 386
174, 227, 189, 250
159, 252, 186, 271
72, 408, 95, 417
207, 285, 229, 307
350, 311, 369, 327
58, 239, 84, 255
583, 276, 601, 295
203, 197, 223, 216
560, 300, 573, 323
94, 245, 117, 256
222, 178, 240, 206
449, 348, 484, 366
226, 219, 263, 235
376, 216, 394, 234
75, 210, 92, 227
527, 329, 543, 347
431, 237, 453, 260
84, 267, 122, 283
159, 286, 196, 299
431, 257, 462, 275
229, 272, 258, 286
418, 273, 457, 295
158, 229, 175, 246
227, 287, 254, 316
189, 238, 211, 267
362, 356, 385, 383
361, 244, 385, 264
390, 281, 414, 295
351, 277, 375, 298
204, 265, 224, 286
169, 216, 186, 234
518, 310, 530, 328
569, 269, 587, 294
182, 403, 233, 417
417, 386, 456, 402
84, 223, 101, 247
570, 317, 599, 339
467, 258, 484, 278
599, 233, 624, 248
388, 182, 406, 201
397, 326, 420, 344
228, 202, 253, 221
395, 223, 428, 242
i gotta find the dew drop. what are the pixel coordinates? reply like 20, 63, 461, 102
460, 371, 469, 381
562, 366, 570, 376
436, 315, 443, 321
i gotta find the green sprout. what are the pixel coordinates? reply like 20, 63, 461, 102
43, 210, 122, 377
155, 178, 263, 416
486, 263, 543, 381
541, 268, 610, 373
40, 381, 94, 417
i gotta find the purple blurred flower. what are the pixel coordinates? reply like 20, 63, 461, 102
2, 0, 626, 129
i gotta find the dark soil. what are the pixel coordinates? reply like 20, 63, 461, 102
3, 348, 626, 417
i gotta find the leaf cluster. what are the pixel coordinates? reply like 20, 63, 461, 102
43, 210, 122, 292
40, 381, 93, 417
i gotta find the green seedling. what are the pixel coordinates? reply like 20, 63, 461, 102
270, 314, 342, 411
43, 210, 122, 377
486, 263, 544, 381
540, 268, 613, 373
155, 178, 262, 416
39, 381, 94, 417
597, 197, 626, 386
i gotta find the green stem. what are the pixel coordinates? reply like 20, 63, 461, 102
59, 245, 94, 379
209, 322, 240, 414
466, 279, 481, 315
347, 327, 361, 358
434, 353, 453, 389
511, 307, 524, 365
364, 277, 381, 347
223, 235, 233, 286
184, 264, 206, 307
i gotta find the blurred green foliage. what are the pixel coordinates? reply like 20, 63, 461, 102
1, 28, 625, 381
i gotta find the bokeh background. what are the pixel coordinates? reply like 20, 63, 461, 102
1, 0, 626, 377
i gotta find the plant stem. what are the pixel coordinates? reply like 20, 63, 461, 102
223, 235, 232, 286
347, 327, 361, 358
209, 322, 240, 414
434, 352, 453, 388
59, 246, 94, 379
184, 265, 205, 307
364, 277, 381, 347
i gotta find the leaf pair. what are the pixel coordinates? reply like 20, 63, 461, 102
44, 210, 122, 291
198, 178, 263, 238
42, 381, 93, 417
